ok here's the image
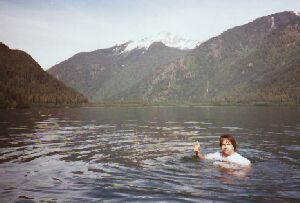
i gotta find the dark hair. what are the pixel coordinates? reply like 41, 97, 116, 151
219, 134, 237, 151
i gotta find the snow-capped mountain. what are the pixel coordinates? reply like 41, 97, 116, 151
48, 34, 190, 101
292, 11, 300, 16
48, 11, 300, 105
124, 32, 198, 52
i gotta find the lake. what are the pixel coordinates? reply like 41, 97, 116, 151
0, 106, 299, 202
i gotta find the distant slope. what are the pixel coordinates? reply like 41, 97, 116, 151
47, 12, 300, 105
0, 43, 87, 108
47, 33, 193, 101
123, 11, 300, 105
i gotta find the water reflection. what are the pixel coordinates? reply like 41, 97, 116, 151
0, 106, 299, 202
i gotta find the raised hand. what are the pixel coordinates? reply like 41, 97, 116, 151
193, 141, 200, 152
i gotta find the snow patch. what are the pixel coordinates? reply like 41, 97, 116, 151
292, 11, 300, 16
269, 16, 276, 31
113, 46, 123, 53
247, 62, 253, 67
124, 32, 198, 52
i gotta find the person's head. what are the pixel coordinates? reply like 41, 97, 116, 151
219, 134, 237, 157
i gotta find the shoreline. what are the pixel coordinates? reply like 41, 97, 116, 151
1, 101, 299, 109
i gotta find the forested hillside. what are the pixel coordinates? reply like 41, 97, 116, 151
47, 11, 300, 105
120, 11, 300, 105
0, 43, 87, 108
48, 41, 190, 101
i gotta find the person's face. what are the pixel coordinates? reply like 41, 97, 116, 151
221, 138, 235, 157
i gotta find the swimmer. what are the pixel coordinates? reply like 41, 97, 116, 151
193, 134, 251, 166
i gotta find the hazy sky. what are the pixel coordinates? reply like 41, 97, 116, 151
1, 0, 300, 70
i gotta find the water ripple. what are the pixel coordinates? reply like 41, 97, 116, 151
0, 107, 299, 202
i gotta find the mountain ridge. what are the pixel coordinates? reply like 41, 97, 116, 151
116, 11, 300, 104
0, 43, 88, 108
124, 32, 198, 51
48, 38, 191, 101
48, 11, 300, 105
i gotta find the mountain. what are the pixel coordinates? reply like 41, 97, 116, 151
0, 43, 87, 108
47, 33, 196, 101
48, 11, 300, 105
120, 11, 300, 105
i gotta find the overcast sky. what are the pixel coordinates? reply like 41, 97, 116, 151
1, 0, 299, 70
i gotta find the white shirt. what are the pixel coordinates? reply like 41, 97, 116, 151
205, 151, 251, 166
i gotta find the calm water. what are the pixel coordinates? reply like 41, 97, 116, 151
0, 106, 299, 202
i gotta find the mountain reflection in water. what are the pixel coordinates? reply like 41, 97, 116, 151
0, 106, 299, 202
